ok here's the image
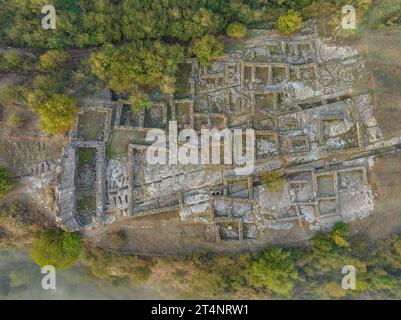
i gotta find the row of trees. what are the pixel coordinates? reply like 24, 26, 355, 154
2, 0, 389, 50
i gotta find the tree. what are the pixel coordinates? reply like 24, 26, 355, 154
246, 247, 299, 296
31, 229, 82, 269
226, 22, 247, 38
276, 10, 302, 34
89, 41, 184, 93
37, 94, 78, 134
190, 35, 224, 66
0, 167, 13, 199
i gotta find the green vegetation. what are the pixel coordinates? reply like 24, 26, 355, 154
0, 50, 22, 72
31, 229, 82, 269
37, 94, 78, 134
0, 82, 28, 107
38, 50, 69, 71
129, 92, 151, 112
226, 22, 247, 38
0, 167, 13, 199
260, 171, 285, 192
106, 143, 114, 159
174, 63, 191, 95
276, 9, 303, 34
0, 1, 397, 137
77, 224, 401, 299
0, 0, 251, 49
6, 111, 25, 129
190, 35, 224, 66
80, 244, 153, 285
89, 41, 184, 94
79, 148, 94, 164
363, 0, 401, 30
246, 247, 299, 296
0, 200, 44, 246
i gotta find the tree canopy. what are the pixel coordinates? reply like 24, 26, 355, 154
276, 9, 303, 34
246, 247, 299, 296
190, 35, 224, 66
31, 229, 83, 269
89, 41, 184, 94
226, 22, 247, 38
37, 94, 78, 134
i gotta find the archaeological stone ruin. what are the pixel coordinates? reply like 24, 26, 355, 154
56, 22, 399, 243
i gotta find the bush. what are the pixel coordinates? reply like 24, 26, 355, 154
226, 22, 247, 38
0, 83, 28, 107
190, 35, 224, 66
276, 10, 302, 34
79, 244, 154, 285
39, 50, 68, 71
0, 51, 23, 72
6, 111, 25, 129
259, 171, 285, 192
331, 222, 350, 248
27, 90, 46, 111
32, 74, 64, 94
31, 229, 82, 269
37, 94, 78, 134
0, 167, 13, 199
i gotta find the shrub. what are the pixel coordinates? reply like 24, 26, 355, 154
31, 229, 82, 269
0, 51, 23, 72
27, 90, 46, 111
39, 50, 68, 71
79, 244, 154, 284
32, 74, 64, 94
331, 222, 350, 248
226, 22, 247, 38
0, 83, 27, 107
259, 171, 285, 192
190, 35, 224, 66
0, 167, 13, 199
37, 94, 78, 134
276, 10, 302, 35
6, 111, 25, 129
